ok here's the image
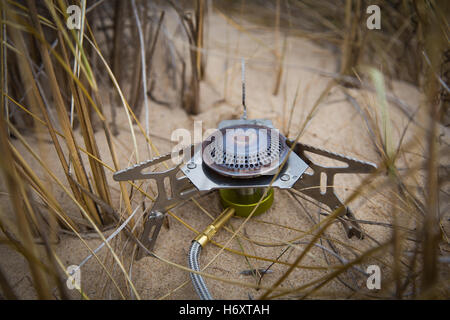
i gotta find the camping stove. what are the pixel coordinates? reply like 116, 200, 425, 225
113, 60, 376, 259
113, 117, 376, 259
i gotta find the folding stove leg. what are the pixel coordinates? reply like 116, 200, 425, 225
137, 211, 164, 259
289, 141, 377, 239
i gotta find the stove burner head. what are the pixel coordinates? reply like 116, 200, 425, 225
202, 124, 289, 178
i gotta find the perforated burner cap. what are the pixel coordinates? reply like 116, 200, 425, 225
202, 124, 289, 178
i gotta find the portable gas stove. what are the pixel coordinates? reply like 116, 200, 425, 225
113, 61, 376, 259
113, 117, 376, 259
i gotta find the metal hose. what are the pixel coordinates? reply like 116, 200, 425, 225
188, 208, 235, 300
188, 240, 213, 300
